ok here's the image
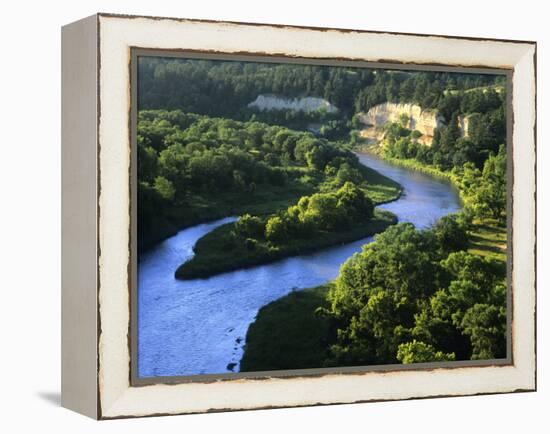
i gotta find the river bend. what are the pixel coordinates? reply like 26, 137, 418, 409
137, 153, 461, 377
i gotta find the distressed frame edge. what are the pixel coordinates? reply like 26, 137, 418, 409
95, 11, 537, 46
94, 14, 537, 419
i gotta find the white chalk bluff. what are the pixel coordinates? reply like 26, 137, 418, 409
248, 94, 338, 113
358, 102, 445, 145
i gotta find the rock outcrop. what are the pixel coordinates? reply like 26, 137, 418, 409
248, 94, 338, 113
358, 102, 445, 146
458, 115, 470, 138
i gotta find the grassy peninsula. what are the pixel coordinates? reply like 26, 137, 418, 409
174, 153, 402, 280
175, 208, 396, 280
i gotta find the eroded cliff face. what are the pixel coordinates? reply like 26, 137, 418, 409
248, 94, 338, 113
458, 115, 470, 137
358, 102, 446, 146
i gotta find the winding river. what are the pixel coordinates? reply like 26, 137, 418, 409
137, 153, 462, 378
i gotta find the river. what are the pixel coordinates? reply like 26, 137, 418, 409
137, 153, 462, 378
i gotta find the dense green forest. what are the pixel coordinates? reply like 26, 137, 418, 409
138, 57, 504, 139
138, 57, 508, 369
139, 57, 503, 115
137, 109, 400, 252
325, 217, 506, 366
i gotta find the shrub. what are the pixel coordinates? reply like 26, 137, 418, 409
397, 340, 456, 364
265, 216, 287, 243
235, 214, 265, 239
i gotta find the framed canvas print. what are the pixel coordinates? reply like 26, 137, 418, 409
61, 13, 536, 419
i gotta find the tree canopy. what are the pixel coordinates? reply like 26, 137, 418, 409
137, 109, 379, 250
324, 219, 506, 366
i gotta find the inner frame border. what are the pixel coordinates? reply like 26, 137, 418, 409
129, 47, 514, 387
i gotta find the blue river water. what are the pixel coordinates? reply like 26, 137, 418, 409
137, 153, 461, 378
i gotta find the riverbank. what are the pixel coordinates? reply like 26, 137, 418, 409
240, 285, 333, 372
377, 159, 506, 263
175, 209, 397, 280
356, 144, 459, 186
140, 178, 318, 252
355, 147, 506, 264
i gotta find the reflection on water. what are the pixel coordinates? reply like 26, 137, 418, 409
137, 153, 461, 377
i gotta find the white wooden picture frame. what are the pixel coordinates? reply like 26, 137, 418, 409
61, 13, 536, 419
